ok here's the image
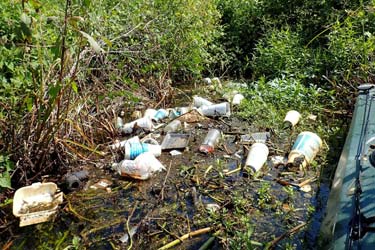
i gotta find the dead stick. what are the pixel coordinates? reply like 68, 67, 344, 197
298, 177, 316, 188
158, 227, 212, 250
267, 222, 307, 249
161, 161, 172, 201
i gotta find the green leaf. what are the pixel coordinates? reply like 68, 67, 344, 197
0, 173, 11, 189
25, 96, 33, 111
79, 31, 104, 53
71, 81, 78, 93
48, 84, 62, 101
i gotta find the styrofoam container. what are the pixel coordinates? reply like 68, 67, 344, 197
245, 143, 269, 172
13, 182, 63, 227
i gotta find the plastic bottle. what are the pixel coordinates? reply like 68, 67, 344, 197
164, 120, 182, 133
199, 129, 221, 153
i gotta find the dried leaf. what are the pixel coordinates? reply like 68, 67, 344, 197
79, 31, 104, 53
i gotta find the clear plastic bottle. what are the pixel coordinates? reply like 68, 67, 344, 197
199, 128, 221, 154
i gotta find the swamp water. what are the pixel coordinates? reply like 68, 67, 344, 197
0, 85, 349, 250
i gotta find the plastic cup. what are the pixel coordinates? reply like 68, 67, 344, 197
232, 94, 245, 106
193, 96, 213, 108
199, 102, 231, 117
153, 109, 169, 122
125, 142, 161, 160
144, 109, 157, 119
245, 143, 269, 172
284, 110, 301, 128
287, 131, 322, 168
177, 107, 190, 115
121, 117, 153, 134
199, 128, 221, 153
164, 120, 182, 133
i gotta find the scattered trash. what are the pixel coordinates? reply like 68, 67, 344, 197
116, 117, 124, 129
13, 182, 63, 227
232, 93, 245, 106
144, 108, 158, 119
307, 114, 317, 121
300, 184, 312, 193
164, 119, 182, 133
251, 132, 271, 143
131, 110, 142, 119
64, 170, 89, 191
167, 108, 180, 119
193, 96, 214, 108
177, 109, 207, 123
287, 131, 322, 169
109, 136, 140, 150
113, 152, 165, 180
90, 179, 113, 190
124, 141, 161, 160
170, 150, 182, 156
121, 117, 154, 134
283, 110, 301, 128
199, 129, 221, 154
161, 133, 190, 150
198, 102, 231, 117
270, 156, 287, 168
153, 109, 169, 122
203, 77, 212, 85
245, 143, 269, 172
177, 107, 190, 116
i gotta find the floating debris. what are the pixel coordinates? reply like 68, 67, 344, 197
13, 182, 63, 227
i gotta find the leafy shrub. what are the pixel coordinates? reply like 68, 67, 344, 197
251, 28, 323, 81
326, 7, 375, 83
238, 76, 330, 128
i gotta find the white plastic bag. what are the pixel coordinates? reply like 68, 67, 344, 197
113, 152, 165, 180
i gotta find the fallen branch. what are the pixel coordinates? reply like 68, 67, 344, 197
157, 227, 212, 250
266, 222, 307, 249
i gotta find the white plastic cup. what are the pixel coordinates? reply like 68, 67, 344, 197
109, 136, 140, 150
121, 117, 153, 134
199, 102, 231, 117
193, 96, 214, 108
153, 109, 169, 122
287, 131, 322, 168
124, 142, 161, 160
144, 109, 157, 119
284, 110, 301, 127
177, 107, 190, 115
245, 143, 269, 172
232, 94, 245, 106
164, 120, 182, 133
203, 78, 212, 85
168, 108, 179, 119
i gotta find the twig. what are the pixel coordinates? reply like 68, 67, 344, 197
126, 201, 138, 250
157, 227, 212, 250
160, 161, 172, 201
298, 177, 316, 187
266, 222, 307, 249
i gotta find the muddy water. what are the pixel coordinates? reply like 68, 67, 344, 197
0, 86, 349, 250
